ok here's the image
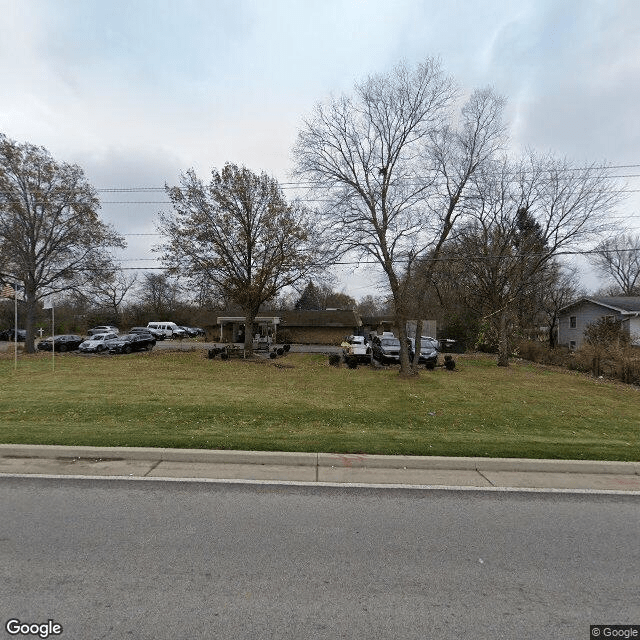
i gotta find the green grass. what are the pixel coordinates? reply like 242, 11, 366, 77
1, 350, 638, 461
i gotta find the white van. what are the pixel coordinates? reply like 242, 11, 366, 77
146, 322, 187, 339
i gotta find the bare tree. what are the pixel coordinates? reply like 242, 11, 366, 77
158, 163, 326, 354
0, 134, 125, 352
82, 269, 138, 322
542, 265, 583, 349
438, 153, 621, 365
589, 233, 640, 296
136, 272, 183, 318
293, 59, 506, 375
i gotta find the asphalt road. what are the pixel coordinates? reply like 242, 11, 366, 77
1, 477, 638, 639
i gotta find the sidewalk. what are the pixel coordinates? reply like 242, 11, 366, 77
1, 444, 640, 492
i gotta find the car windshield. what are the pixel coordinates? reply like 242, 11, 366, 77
381, 339, 400, 347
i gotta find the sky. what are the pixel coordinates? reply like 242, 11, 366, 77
1, 0, 639, 300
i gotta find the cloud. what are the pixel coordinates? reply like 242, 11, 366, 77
1, 0, 638, 296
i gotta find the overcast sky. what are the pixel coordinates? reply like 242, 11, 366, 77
1, 0, 639, 298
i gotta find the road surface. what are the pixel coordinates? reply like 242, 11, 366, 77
1, 477, 638, 639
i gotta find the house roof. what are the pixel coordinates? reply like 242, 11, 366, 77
560, 296, 640, 315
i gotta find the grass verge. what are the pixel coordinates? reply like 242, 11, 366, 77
1, 351, 638, 460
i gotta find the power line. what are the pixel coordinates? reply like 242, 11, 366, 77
114, 245, 640, 266
94, 163, 640, 192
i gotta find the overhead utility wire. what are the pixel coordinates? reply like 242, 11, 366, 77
116, 246, 640, 266
94, 164, 640, 193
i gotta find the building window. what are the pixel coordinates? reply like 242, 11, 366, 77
569, 341, 576, 350
570, 316, 577, 328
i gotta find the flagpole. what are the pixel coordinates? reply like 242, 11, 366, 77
14, 282, 18, 370
51, 303, 55, 372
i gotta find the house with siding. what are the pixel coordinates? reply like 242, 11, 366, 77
558, 297, 640, 349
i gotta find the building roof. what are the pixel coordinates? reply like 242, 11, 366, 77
560, 296, 640, 314
280, 309, 362, 328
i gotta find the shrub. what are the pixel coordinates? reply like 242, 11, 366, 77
328, 354, 341, 367
345, 355, 358, 369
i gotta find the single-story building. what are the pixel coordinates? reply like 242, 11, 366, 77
216, 310, 363, 344
558, 296, 640, 349
215, 310, 439, 345
278, 310, 363, 344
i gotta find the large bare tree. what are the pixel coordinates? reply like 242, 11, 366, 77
293, 59, 506, 375
435, 153, 622, 365
0, 134, 125, 352
589, 233, 640, 295
158, 163, 325, 354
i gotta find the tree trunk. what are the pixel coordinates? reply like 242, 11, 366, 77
243, 310, 257, 356
497, 310, 510, 367
397, 317, 411, 375
548, 316, 557, 349
24, 289, 37, 354
411, 318, 424, 373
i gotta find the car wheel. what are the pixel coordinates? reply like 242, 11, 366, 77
123, 345, 132, 354
58, 344, 67, 352
97, 345, 106, 352
146, 344, 153, 351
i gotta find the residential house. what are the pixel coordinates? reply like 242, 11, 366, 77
558, 297, 640, 349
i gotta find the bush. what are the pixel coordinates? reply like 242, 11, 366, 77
345, 355, 358, 369
328, 354, 341, 367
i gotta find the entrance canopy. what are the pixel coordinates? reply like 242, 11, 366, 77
216, 316, 281, 342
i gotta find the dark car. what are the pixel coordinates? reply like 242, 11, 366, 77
0, 329, 26, 341
36, 334, 84, 352
129, 326, 165, 340
180, 326, 205, 337
108, 333, 156, 354
371, 334, 402, 364
409, 336, 439, 367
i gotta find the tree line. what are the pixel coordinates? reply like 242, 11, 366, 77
1, 58, 637, 370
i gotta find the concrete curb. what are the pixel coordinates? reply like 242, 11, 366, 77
1, 444, 638, 475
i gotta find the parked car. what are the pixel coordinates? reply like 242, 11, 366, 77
87, 325, 119, 336
0, 329, 26, 341
129, 326, 165, 340
146, 322, 187, 339
409, 336, 439, 367
341, 335, 372, 363
78, 332, 119, 353
371, 333, 402, 364
108, 333, 156, 354
180, 326, 205, 337
37, 334, 84, 352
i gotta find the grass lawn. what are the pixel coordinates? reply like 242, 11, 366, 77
1, 350, 638, 461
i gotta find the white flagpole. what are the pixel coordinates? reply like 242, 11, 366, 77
51, 303, 55, 371
13, 283, 18, 370
43, 295, 55, 371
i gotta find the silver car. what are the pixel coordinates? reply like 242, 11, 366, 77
78, 332, 118, 353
